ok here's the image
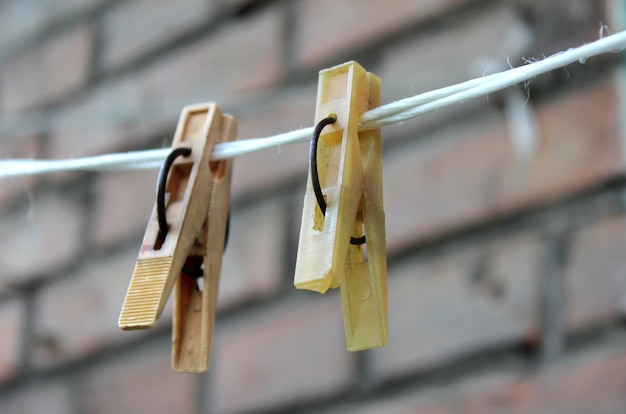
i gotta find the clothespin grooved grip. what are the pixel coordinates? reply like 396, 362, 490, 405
119, 257, 173, 327
119, 102, 235, 374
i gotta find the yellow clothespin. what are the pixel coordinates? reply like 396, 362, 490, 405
294, 61, 388, 351
118, 103, 235, 373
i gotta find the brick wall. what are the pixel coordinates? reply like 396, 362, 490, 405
0, 0, 625, 413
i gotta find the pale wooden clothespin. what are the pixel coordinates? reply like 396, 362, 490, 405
295, 61, 388, 351
118, 103, 235, 373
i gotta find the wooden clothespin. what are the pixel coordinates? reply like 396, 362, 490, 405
118, 103, 235, 373
294, 61, 388, 351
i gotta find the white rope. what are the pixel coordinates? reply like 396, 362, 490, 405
1, 31, 625, 179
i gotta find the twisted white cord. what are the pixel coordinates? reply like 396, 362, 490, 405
1, 31, 625, 179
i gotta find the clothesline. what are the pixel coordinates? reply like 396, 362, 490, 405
1, 30, 625, 179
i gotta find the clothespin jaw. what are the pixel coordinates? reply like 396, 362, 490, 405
118, 103, 235, 372
294, 61, 388, 351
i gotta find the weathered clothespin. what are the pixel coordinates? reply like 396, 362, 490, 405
118, 103, 235, 373
294, 61, 388, 351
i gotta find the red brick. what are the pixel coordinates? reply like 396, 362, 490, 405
523, 0, 607, 61
384, 77, 623, 251
383, 110, 501, 250
100, 0, 215, 70
50, 6, 284, 160
314, 373, 519, 414
92, 169, 159, 247
231, 85, 316, 198
369, 234, 541, 379
0, 381, 72, 414
489, 234, 542, 336
0, 195, 84, 284
137, 6, 283, 102
32, 249, 145, 367
325, 341, 626, 414
81, 340, 196, 414
507, 344, 626, 414
444, 344, 626, 413
0, 0, 102, 57
0, 299, 22, 382
378, 5, 531, 103
48, 68, 180, 161
49, 90, 174, 160
564, 215, 626, 329
210, 296, 353, 413
0, 24, 94, 113
218, 199, 286, 308
294, 0, 474, 67
497, 78, 623, 209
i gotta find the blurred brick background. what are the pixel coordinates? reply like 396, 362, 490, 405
0, 0, 625, 413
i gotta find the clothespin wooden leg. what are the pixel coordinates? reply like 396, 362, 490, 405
172, 115, 236, 373
340, 72, 387, 350
295, 61, 388, 351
